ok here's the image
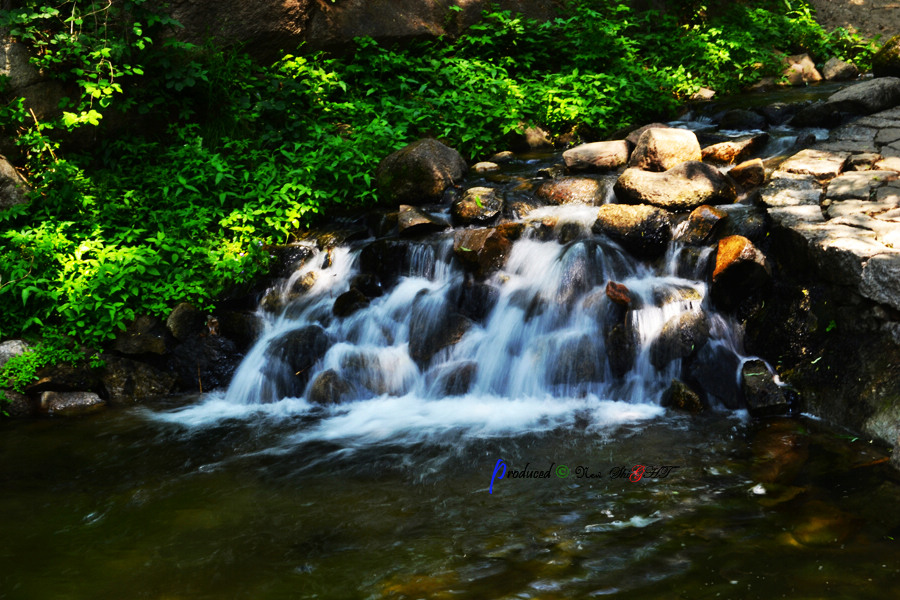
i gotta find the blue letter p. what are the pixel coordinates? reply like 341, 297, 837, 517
489, 459, 507, 494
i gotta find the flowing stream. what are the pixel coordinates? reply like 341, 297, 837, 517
3, 90, 900, 598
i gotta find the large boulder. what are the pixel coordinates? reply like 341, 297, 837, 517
562, 140, 630, 172
170, 335, 241, 393
873, 35, 900, 78
826, 77, 900, 115
428, 360, 478, 396
591, 204, 673, 259
629, 128, 702, 171
408, 310, 473, 366
453, 227, 512, 278
262, 325, 330, 397
535, 177, 607, 205
376, 138, 467, 205
0, 157, 30, 209
614, 161, 737, 211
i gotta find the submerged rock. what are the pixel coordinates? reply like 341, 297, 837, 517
629, 127, 702, 171
307, 369, 353, 405
591, 204, 673, 259
614, 161, 737, 211
376, 138, 467, 205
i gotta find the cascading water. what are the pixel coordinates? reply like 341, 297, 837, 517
158, 174, 757, 443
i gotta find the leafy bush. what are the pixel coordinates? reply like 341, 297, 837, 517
0, 0, 867, 350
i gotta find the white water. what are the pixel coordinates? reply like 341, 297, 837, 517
155, 199, 755, 444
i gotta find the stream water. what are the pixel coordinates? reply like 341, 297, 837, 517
4, 84, 900, 599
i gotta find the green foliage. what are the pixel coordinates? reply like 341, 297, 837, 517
0, 332, 103, 394
0, 0, 866, 350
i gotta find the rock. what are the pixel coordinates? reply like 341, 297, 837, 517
605, 281, 633, 307
39, 391, 105, 417
548, 334, 604, 385
591, 204, 673, 259
789, 100, 844, 128
535, 177, 607, 205
759, 172, 822, 207
358, 239, 409, 287
760, 102, 800, 126
729, 158, 766, 189
166, 303, 206, 342
0, 157, 30, 209
790, 501, 858, 546
605, 322, 636, 378
827, 77, 900, 115
0, 339, 31, 372
451, 280, 499, 322
751, 419, 809, 484
711, 235, 771, 309
473, 161, 500, 173
677, 205, 728, 246
453, 227, 512, 278
376, 138, 467, 205
649, 311, 710, 369
661, 379, 704, 414
847, 153, 882, 171
783, 53, 822, 86
333, 288, 369, 317
690, 87, 716, 101
451, 187, 503, 225
689, 342, 743, 409
718, 203, 767, 241
216, 310, 263, 353
628, 127, 702, 171
17, 80, 66, 122
701, 134, 768, 164
100, 356, 177, 405
860, 252, 900, 311
263, 325, 330, 398
718, 109, 768, 131
489, 150, 515, 163
510, 125, 553, 151
614, 161, 737, 211
741, 359, 793, 417
562, 140, 630, 172
307, 369, 353, 405
408, 310, 473, 366
778, 149, 849, 181
170, 335, 241, 393
1, 389, 34, 418
397, 204, 449, 236
826, 170, 897, 201
822, 57, 859, 81
0, 38, 42, 90
269, 244, 315, 279
113, 315, 170, 355
25, 362, 100, 395
428, 360, 478, 396
873, 35, 900, 78
625, 122, 671, 147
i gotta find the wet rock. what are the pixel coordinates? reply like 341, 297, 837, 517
453, 227, 512, 278
591, 204, 673, 259
718, 109, 767, 131
741, 359, 794, 417
536, 163, 567, 179
167, 303, 206, 342
649, 311, 710, 369
25, 362, 101, 395
376, 138, 467, 205
549, 334, 604, 385
760, 102, 800, 126
397, 205, 448, 237
451, 280, 499, 323
408, 310, 473, 366
614, 161, 737, 211
828, 77, 900, 115
711, 235, 771, 309
729, 158, 766, 189
288, 270, 317, 295
358, 239, 409, 287
535, 177, 607, 205
113, 315, 170, 355
339, 350, 411, 397
349, 274, 384, 300
701, 134, 768, 164
778, 149, 849, 181
170, 335, 240, 393
605, 281, 633, 307
216, 310, 263, 352
562, 140, 630, 172
677, 205, 728, 246
689, 342, 743, 408
451, 187, 503, 225
718, 203, 767, 241
489, 150, 515, 163
0, 339, 31, 371
605, 322, 636, 378
0, 157, 30, 209
266, 324, 329, 383
100, 356, 177, 405
661, 379, 704, 414
333, 288, 369, 317
1, 389, 35, 418
783, 53, 822, 86
307, 369, 353, 405
429, 360, 477, 396
789, 100, 845, 128
873, 36, 900, 78
822, 57, 859, 82
628, 127, 702, 171
39, 391, 105, 417
473, 161, 500, 173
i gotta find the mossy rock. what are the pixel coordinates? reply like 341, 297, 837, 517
873, 35, 900, 78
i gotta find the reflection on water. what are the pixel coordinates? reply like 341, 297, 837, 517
2, 408, 899, 599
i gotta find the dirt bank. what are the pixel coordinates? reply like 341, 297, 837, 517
808, 0, 899, 41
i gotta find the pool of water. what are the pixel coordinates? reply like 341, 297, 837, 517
2, 403, 898, 599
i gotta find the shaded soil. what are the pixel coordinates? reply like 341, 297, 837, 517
808, 0, 900, 41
